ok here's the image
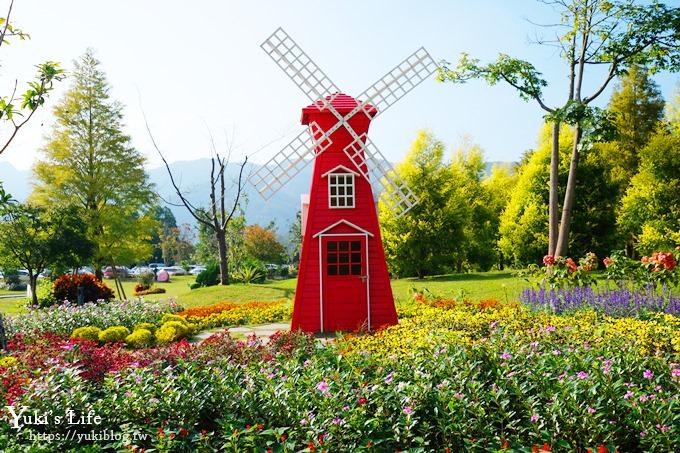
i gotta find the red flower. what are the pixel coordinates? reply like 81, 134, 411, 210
603, 257, 611, 267
501, 440, 509, 449
598, 445, 608, 453
566, 258, 577, 273
358, 397, 367, 405
179, 427, 188, 438
541, 443, 551, 451
543, 255, 555, 266
307, 441, 316, 451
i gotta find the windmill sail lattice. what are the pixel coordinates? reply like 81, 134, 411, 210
251, 27, 437, 217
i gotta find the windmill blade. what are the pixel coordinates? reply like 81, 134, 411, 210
343, 135, 418, 217
261, 27, 341, 102
354, 47, 437, 120
249, 122, 333, 200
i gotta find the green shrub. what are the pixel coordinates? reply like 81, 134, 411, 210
232, 264, 266, 284
194, 262, 220, 288
97, 326, 131, 343
34, 278, 58, 308
125, 328, 154, 348
136, 271, 155, 289
70, 326, 102, 342
134, 322, 157, 334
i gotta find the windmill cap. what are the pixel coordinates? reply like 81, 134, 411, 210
301, 93, 377, 125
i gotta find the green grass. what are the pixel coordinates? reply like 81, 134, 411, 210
0, 271, 528, 316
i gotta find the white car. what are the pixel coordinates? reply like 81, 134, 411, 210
162, 266, 187, 276
189, 265, 207, 275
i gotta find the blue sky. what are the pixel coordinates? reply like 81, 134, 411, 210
1, 0, 678, 171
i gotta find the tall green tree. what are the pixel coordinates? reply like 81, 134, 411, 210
499, 124, 619, 265
439, 0, 680, 258
30, 49, 157, 278
380, 130, 465, 278
482, 163, 518, 269
450, 139, 499, 271
604, 64, 665, 185
618, 130, 680, 254
0, 203, 94, 305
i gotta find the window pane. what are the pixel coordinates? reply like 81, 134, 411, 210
339, 264, 350, 275
339, 241, 349, 251
351, 241, 361, 251
351, 253, 361, 263
327, 265, 337, 276
327, 254, 337, 264
339, 254, 349, 263
351, 264, 362, 275
327, 241, 337, 251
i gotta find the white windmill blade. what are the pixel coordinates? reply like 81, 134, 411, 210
249, 123, 333, 200
261, 27, 341, 103
343, 135, 418, 217
354, 47, 437, 120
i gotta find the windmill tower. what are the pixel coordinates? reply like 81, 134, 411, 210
251, 28, 436, 333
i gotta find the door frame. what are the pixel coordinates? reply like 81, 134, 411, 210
316, 232, 371, 333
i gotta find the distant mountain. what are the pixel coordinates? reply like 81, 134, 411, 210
0, 162, 31, 201
148, 159, 311, 233
1, 159, 515, 234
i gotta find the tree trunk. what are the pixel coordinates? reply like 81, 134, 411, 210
216, 228, 230, 285
548, 122, 560, 256
29, 275, 39, 307
555, 125, 583, 257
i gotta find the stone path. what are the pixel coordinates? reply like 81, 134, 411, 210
191, 322, 292, 343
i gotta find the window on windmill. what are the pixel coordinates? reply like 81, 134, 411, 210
328, 173, 355, 208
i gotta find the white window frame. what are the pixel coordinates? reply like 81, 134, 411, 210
328, 172, 355, 209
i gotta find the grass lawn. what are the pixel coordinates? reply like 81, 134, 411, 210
0, 270, 528, 316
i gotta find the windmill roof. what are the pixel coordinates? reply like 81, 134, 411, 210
301, 93, 377, 124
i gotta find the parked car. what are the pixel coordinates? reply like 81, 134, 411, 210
129, 266, 152, 277
162, 266, 187, 276
103, 266, 129, 279
189, 265, 207, 276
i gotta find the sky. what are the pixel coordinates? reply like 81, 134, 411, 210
1, 0, 678, 172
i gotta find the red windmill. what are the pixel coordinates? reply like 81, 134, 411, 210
251, 28, 436, 332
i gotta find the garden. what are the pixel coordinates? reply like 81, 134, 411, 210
0, 250, 678, 452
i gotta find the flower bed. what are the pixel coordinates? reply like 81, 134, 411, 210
3, 298, 183, 338
0, 299, 677, 452
176, 300, 292, 330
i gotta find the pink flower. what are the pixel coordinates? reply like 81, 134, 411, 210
643, 369, 653, 379
315, 381, 329, 394
543, 255, 555, 266
403, 406, 413, 415
530, 414, 539, 422
577, 371, 589, 379
603, 257, 611, 267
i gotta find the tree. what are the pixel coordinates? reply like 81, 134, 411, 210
147, 124, 248, 284
30, 49, 157, 286
482, 163, 518, 269
450, 139, 499, 271
604, 64, 665, 185
0, 203, 94, 305
160, 223, 196, 265
499, 124, 620, 265
438, 0, 680, 258
0, 1, 64, 156
150, 206, 178, 263
618, 130, 680, 254
243, 223, 287, 264
380, 130, 466, 278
